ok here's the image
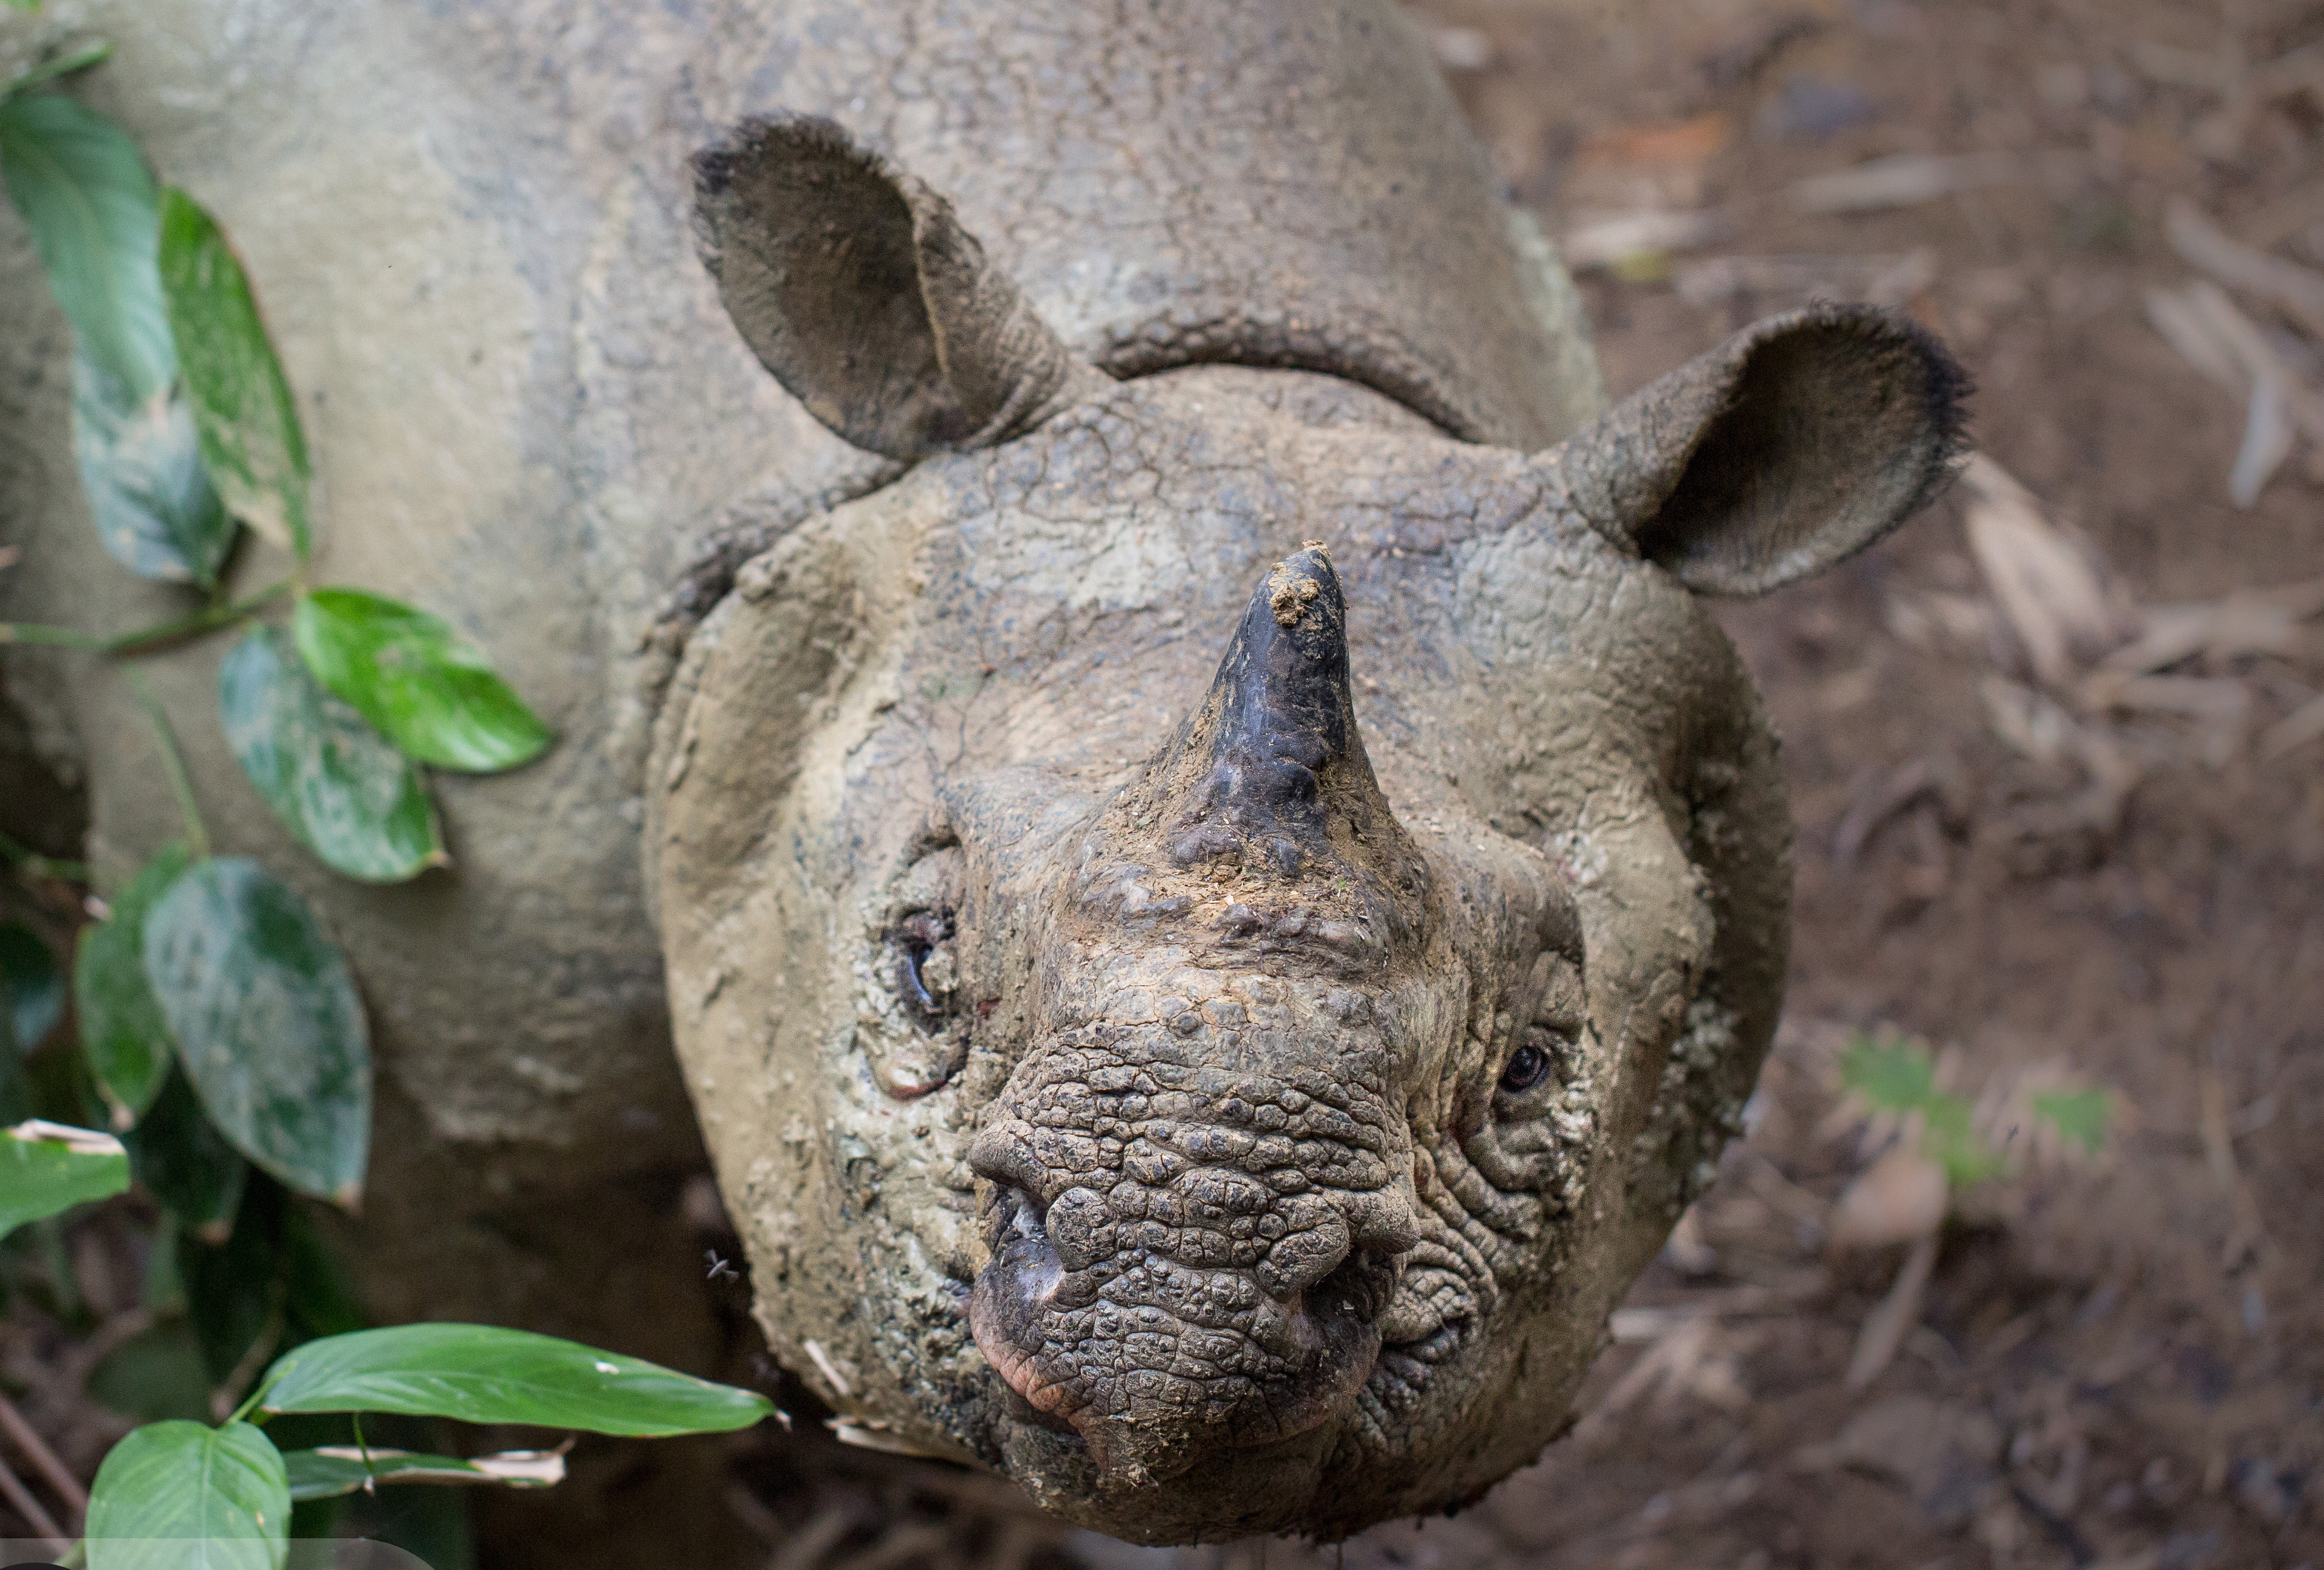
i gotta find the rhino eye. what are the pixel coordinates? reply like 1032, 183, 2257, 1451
1499, 1041, 1552, 1095
891, 909, 957, 1022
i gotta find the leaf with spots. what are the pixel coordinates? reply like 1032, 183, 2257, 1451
293, 589, 551, 772
220, 626, 444, 883
0, 1119, 130, 1240
142, 859, 369, 1204
157, 187, 311, 558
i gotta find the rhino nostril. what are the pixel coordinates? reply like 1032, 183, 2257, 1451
982, 1183, 1064, 1305
1310, 1244, 1399, 1325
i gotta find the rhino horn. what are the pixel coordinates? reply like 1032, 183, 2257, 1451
1150, 548, 1395, 879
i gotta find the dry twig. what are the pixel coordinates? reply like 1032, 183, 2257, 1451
0, 1452, 63, 1546
1846, 1233, 1940, 1391
0, 1393, 86, 1520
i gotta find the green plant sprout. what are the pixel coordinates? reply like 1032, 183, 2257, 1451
1839, 1030, 2111, 1189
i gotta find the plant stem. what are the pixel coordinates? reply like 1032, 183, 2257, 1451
123, 668, 209, 862
0, 578, 289, 660
0, 829, 87, 885
103, 579, 290, 657
0, 623, 106, 652
1, 38, 112, 99
217, 1298, 286, 1426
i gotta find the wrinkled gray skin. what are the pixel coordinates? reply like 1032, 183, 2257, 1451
1, 0, 1962, 1551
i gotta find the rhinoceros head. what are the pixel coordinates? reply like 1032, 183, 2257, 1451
656, 117, 1964, 1541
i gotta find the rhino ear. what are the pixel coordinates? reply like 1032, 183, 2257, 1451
1548, 305, 1968, 596
692, 115, 1099, 460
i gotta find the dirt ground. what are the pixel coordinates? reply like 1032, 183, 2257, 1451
8, 0, 2323, 1566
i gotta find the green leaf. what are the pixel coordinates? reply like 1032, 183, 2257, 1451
282, 1445, 564, 1502
2032, 1087, 2110, 1155
157, 187, 310, 559
0, 91, 174, 400
255, 1325, 775, 1437
1920, 1097, 2006, 1188
78, 842, 194, 1123
143, 859, 369, 1203
0, 920, 64, 1051
220, 627, 445, 883
74, 346, 236, 585
127, 1070, 247, 1243
86, 1419, 290, 1570
1839, 1032, 1940, 1116
294, 590, 552, 772
88, 1317, 215, 1423
0, 1118, 130, 1239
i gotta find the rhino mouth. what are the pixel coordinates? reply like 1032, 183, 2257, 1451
970, 1180, 1394, 1442
966, 1123, 1410, 1478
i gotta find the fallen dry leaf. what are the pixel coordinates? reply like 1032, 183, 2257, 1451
2167, 198, 2324, 344
2259, 692, 2324, 761
2143, 281, 2324, 503
2080, 673, 2253, 721
1959, 455, 2130, 687
1790, 151, 2080, 216
2231, 374, 2296, 507
2101, 577, 2324, 673
1846, 1233, 1941, 1390
1561, 208, 1731, 271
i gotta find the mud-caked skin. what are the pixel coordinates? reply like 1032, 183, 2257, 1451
2, 0, 1963, 1549
655, 130, 1964, 1531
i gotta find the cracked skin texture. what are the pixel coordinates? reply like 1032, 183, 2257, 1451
653, 305, 1962, 1536
0, 0, 1965, 1550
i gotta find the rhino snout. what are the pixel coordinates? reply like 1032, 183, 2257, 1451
965, 1117, 1415, 1471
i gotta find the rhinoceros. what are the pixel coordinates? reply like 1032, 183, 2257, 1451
0, 0, 1963, 1553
